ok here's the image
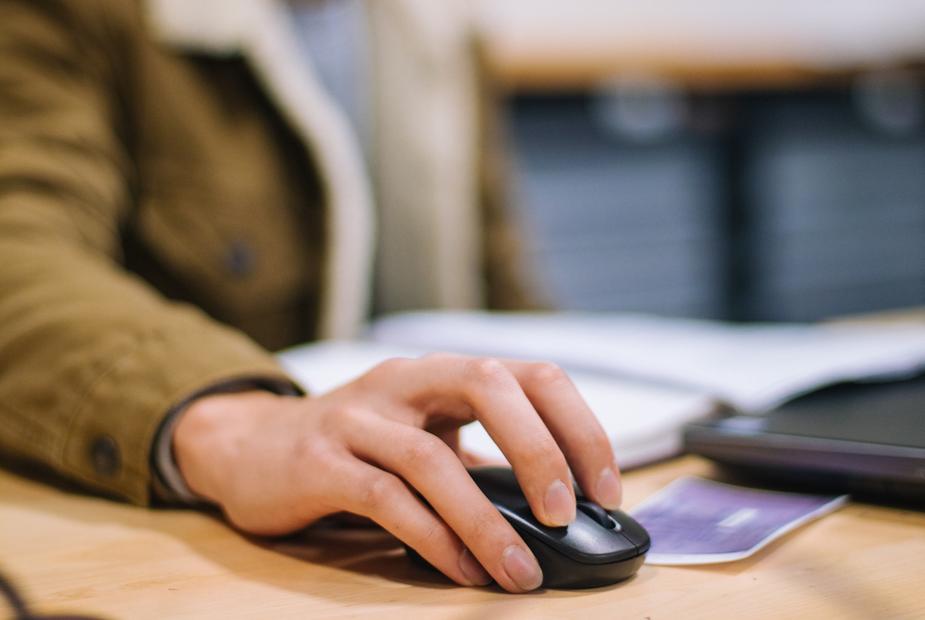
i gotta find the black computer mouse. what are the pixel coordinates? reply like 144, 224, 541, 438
405, 466, 650, 589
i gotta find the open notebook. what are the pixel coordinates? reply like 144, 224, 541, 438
278, 312, 925, 469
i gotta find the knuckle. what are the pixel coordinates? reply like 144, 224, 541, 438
333, 405, 368, 426
403, 433, 449, 469
417, 520, 446, 550
525, 362, 568, 387
359, 475, 401, 512
519, 437, 564, 467
316, 406, 345, 436
367, 357, 411, 381
465, 357, 510, 386
292, 433, 327, 465
569, 424, 609, 453
422, 352, 460, 365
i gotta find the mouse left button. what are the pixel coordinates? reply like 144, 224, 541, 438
577, 501, 620, 530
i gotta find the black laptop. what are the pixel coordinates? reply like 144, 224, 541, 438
683, 374, 925, 502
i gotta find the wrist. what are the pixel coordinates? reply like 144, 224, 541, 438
173, 391, 282, 503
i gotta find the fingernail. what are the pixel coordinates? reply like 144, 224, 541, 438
458, 548, 492, 586
596, 466, 622, 509
544, 479, 576, 526
502, 545, 543, 591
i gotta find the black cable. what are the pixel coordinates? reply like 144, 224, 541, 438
0, 569, 30, 619
0, 568, 104, 620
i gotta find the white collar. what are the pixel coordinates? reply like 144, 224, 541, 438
144, 0, 275, 54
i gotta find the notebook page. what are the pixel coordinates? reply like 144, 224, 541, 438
369, 311, 925, 413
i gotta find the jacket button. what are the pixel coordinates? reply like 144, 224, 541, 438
90, 435, 121, 477
226, 240, 256, 277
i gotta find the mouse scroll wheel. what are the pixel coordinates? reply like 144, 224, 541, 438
576, 501, 621, 530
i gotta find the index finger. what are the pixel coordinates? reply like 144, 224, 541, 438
378, 354, 577, 528
503, 360, 622, 510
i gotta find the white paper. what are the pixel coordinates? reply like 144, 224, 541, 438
369, 311, 925, 413
278, 340, 424, 394
479, 1, 925, 70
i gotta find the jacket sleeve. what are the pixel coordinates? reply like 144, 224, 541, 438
0, 2, 297, 505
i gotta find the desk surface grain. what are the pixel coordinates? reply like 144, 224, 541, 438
2, 456, 924, 620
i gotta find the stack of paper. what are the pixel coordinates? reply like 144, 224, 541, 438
277, 312, 925, 469
369, 311, 925, 413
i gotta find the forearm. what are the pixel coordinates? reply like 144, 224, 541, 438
0, 1, 300, 504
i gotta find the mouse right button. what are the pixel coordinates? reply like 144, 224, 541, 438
611, 510, 651, 553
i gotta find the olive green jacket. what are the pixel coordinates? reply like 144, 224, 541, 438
0, 0, 536, 505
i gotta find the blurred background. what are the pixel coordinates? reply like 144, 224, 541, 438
471, 0, 925, 322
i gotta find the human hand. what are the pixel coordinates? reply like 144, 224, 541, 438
173, 355, 622, 592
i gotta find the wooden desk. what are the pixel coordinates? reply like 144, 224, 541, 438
2, 457, 924, 619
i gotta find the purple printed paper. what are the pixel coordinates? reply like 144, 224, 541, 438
631, 477, 848, 565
